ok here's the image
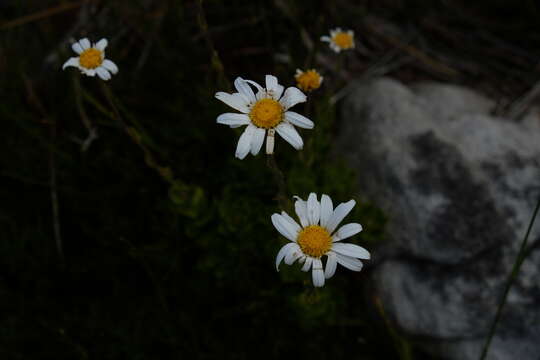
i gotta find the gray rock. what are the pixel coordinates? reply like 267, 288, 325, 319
337, 78, 540, 360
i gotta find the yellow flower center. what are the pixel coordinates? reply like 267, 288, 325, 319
332, 32, 354, 49
79, 48, 103, 69
295, 70, 322, 92
249, 98, 283, 129
297, 225, 332, 258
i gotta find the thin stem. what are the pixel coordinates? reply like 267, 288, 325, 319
299, 92, 314, 167
479, 195, 540, 360
72, 75, 93, 132
334, 52, 347, 90
304, 34, 320, 70
99, 82, 174, 183
72, 74, 98, 152
49, 119, 64, 262
196, 0, 230, 91
266, 154, 289, 210
99, 82, 128, 129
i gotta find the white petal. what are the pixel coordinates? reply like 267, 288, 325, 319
215, 92, 250, 113
334, 223, 363, 241
71, 42, 83, 54
284, 111, 314, 129
302, 257, 313, 272
284, 243, 302, 265
235, 125, 255, 159
243, 79, 264, 94
265, 129, 275, 155
79, 38, 91, 50
306, 193, 320, 225
102, 59, 118, 74
243, 79, 266, 100
320, 194, 333, 228
96, 67, 111, 81
82, 68, 96, 77
320, 36, 331, 42
216, 113, 250, 127
276, 243, 297, 271
276, 122, 303, 150
265, 75, 284, 100
326, 200, 356, 233
234, 77, 256, 103
325, 252, 337, 279
256, 91, 267, 100
280, 211, 302, 233
293, 196, 309, 227
271, 213, 300, 242
95, 38, 108, 51
335, 254, 363, 271
332, 243, 370, 260
279, 87, 306, 110
62, 57, 79, 70
312, 258, 325, 287
250, 127, 265, 155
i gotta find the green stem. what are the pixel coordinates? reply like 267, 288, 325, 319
99, 82, 174, 184
479, 195, 540, 360
196, 0, 230, 91
266, 154, 289, 210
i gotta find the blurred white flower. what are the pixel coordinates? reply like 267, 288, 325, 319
295, 69, 323, 92
273, 193, 369, 287
62, 38, 118, 81
215, 75, 314, 159
321, 28, 355, 53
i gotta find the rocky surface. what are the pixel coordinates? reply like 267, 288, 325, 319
337, 78, 540, 360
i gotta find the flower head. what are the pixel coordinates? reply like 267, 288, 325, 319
62, 38, 118, 80
295, 69, 323, 92
215, 75, 314, 159
273, 193, 369, 287
321, 28, 355, 53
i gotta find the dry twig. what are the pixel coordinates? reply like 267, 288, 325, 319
0, 1, 88, 30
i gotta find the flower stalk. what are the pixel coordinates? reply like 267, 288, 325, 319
479, 195, 540, 360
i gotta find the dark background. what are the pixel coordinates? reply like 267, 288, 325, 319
1, 0, 539, 359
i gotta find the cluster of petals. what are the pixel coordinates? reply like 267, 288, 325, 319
295, 69, 323, 92
273, 193, 370, 287
320, 28, 355, 53
62, 38, 118, 81
215, 75, 314, 159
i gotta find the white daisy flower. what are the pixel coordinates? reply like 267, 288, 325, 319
273, 193, 370, 287
215, 75, 314, 159
295, 69, 324, 92
62, 38, 119, 81
320, 28, 355, 53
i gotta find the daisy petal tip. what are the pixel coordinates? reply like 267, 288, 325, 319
235, 151, 248, 160
62, 57, 78, 70
102, 60, 119, 74
312, 269, 325, 287
79, 38, 91, 49
270, 213, 280, 223
96, 38, 108, 51
71, 42, 83, 54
